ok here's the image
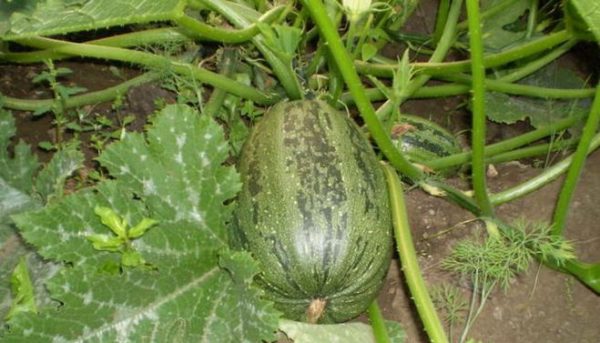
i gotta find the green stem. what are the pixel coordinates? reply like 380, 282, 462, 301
338, 84, 469, 104
526, 0, 539, 39
484, 138, 577, 165
466, 0, 494, 216
456, 0, 520, 31
2, 28, 189, 63
433, 0, 450, 43
1, 72, 160, 111
368, 301, 391, 343
15, 37, 277, 105
341, 76, 594, 103
203, 0, 304, 100
440, 73, 595, 99
499, 40, 576, 83
382, 164, 448, 343
374, 0, 465, 134
404, 0, 464, 96
203, 49, 238, 117
426, 114, 581, 170
174, 5, 285, 43
552, 84, 600, 235
355, 30, 572, 77
301, 0, 423, 180
491, 131, 600, 205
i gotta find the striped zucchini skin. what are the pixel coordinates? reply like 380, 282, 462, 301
234, 100, 393, 323
391, 115, 461, 164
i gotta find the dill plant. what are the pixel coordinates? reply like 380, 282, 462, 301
442, 220, 575, 343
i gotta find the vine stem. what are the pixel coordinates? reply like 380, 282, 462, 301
174, 5, 285, 43
355, 30, 572, 77
300, 0, 423, 181
552, 84, 600, 235
367, 301, 391, 343
339, 75, 594, 103
382, 164, 448, 343
2, 72, 160, 111
2, 28, 189, 63
425, 114, 582, 170
466, 0, 494, 216
373, 0, 464, 138
433, 0, 450, 43
14, 37, 277, 105
203, 49, 238, 117
439, 73, 595, 98
455, 0, 519, 31
202, 0, 304, 100
491, 130, 600, 205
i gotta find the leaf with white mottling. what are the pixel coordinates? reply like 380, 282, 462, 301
5, 105, 279, 342
0, 111, 55, 323
4, 0, 185, 40
0, 110, 39, 194
33, 142, 84, 202
3, 250, 280, 342
97, 104, 240, 245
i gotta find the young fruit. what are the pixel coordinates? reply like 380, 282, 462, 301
391, 114, 462, 174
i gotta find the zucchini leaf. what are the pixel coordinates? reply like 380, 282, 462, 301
565, 0, 600, 42
480, 0, 530, 51
3, 0, 185, 40
0, 0, 38, 35
0, 109, 75, 324
3, 104, 280, 342
0, 110, 39, 194
484, 62, 590, 128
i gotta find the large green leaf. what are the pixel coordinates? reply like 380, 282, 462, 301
0, 0, 38, 35
480, 0, 530, 51
566, 0, 600, 42
0, 110, 39, 194
0, 109, 74, 323
33, 142, 83, 203
484, 62, 589, 127
97, 104, 241, 243
3, 0, 185, 40
0, 110, 40, 321
4, 251, 279, 342
4, 104, 280, 342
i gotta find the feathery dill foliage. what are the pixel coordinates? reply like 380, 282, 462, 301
443, 220, 575, 290
430, 283, 468, 340
441, 220, 575, 343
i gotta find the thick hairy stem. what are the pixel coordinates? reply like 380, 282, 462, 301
466, 0, 494, 216
552, 84, 600, 235
382, 164, 448, 343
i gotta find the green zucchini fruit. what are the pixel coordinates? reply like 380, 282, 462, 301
234, 100, 393, 323
390, 114, 462, 172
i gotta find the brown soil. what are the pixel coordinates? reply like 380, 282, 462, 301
380, 153, 600, 343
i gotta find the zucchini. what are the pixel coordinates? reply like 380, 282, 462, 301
234, 100, 393, 323
390, 114, 462, 171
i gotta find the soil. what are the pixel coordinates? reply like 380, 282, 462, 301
2, 4, 600, 342
380, 153, 600, 343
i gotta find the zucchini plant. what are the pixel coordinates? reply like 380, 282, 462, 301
1, 0, 600, 342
